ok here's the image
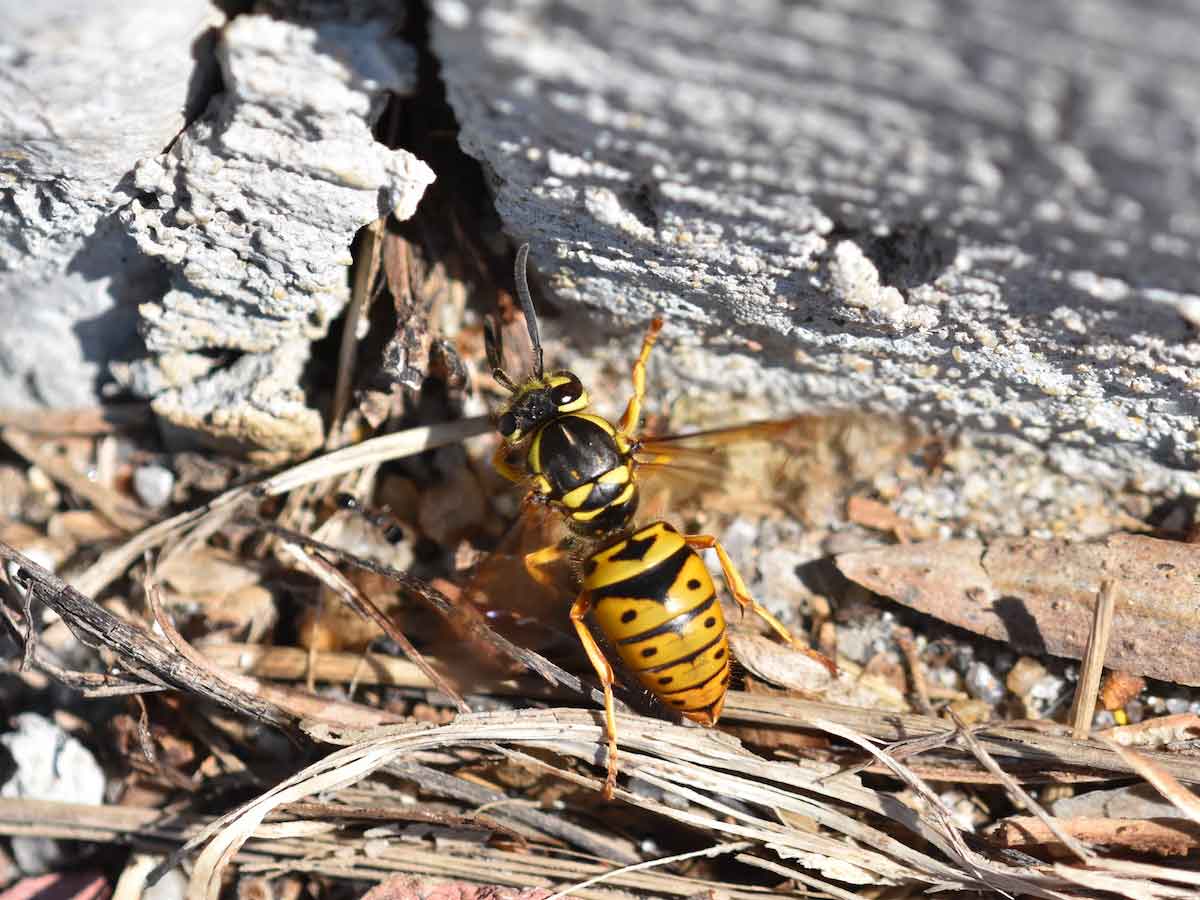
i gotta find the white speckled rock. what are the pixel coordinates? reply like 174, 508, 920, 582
1, 713, 105, 874
432, 0, 1200, 496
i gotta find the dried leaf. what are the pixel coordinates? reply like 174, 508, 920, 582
728, 631, 834, 694
991, 815, 1200, 857
836, 534, 1200, 685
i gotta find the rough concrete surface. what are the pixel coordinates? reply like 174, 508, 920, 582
0, 0, 222, 407
432, 0, 1200, 496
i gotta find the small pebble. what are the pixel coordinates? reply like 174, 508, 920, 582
1027, 672, 1068, 718
133, 463, 175, 508
1124, 700, 1144, 723
1164, 696, 1191, 715
1092, 709, 1116, 729
964, 661, 1004, 706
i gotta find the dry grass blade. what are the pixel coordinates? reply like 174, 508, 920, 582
73, 496, 245, 599
183, 709, 1178, 899
0, 543, 296, 730
246, 517, 599, 703
201, 643, 572, 700
1099, 859, 1200, 889
1051, 863, 1191, 900
0, 797, 814, 898
142, 558, 399, 730
174, 738, 409, 899
276, 539, 469, 712
259, 416, 491, 497
72, 416, 490, 599
1069, 578, 1117, 739
734, 853, 886, 900
543, 842, 751, 900
948, 709, 1093, 863
724, 693, 1200, 784
1095, 736, 1200, 827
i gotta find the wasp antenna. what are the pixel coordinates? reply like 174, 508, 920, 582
513, 243, 544, 379
484, 318, 517, 391
483, 317, 504, 377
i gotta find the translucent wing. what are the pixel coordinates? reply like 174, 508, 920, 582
458, 496, 582, 665
632, 415, 832, 516
634, 412, 929, 523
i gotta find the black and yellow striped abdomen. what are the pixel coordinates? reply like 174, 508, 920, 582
528, 413, 639, 536
583, 521, 732, 724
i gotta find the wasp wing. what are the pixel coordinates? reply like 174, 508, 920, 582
458, 495, 583, 667
632, 415, 833, 516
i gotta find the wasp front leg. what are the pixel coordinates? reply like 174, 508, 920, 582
618, 318, 664, 438
569, 591, 620, 799
523, 542, 569, 590
491, 443, 526, 483
684, 533, 838, 677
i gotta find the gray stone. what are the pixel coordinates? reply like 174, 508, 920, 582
0, 0, 222, 407
432, 0, 1200, 497
3, 6, 434, 459
150, 341, 324, 460
132, 463, 176, 508
124, 14, 433, 357
120, 13, 434, 455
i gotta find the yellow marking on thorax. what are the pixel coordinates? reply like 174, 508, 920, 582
562, 482, 593, 509
598, 466, 630, 485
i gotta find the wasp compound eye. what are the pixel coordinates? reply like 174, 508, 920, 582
498, 411, 517, 437
551, 374, 583, 408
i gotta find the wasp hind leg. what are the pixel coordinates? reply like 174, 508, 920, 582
618, 318, 664, 438
568, 591, 620, 799
684, 533, 839, 677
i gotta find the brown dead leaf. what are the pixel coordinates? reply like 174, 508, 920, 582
836, 534, 1200, 685
156, 547, 262, 596
846, 495, 915, 542
1100, 672, 1146, 712
47, 510, 124, 545
988, 815, 1200, 857
728, 631, 835, 694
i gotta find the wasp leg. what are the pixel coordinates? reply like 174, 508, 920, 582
523, 543, 569, 590
618, 317, 664, 437
569, 591, 619, 799
684, 533, 839, 677
492, 443, 524, 483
